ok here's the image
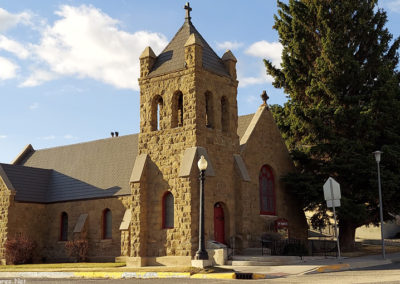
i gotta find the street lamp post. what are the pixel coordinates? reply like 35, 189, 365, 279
373, 150, 385, 259
195, 155, 209, 260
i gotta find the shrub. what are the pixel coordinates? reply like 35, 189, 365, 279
5, 234, 36, 264
65, 239, 89, 262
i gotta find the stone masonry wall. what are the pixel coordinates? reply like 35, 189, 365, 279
192, 69, 240, 251
0, 177, 11, 260
42, 196, 127, 262
129, 180, 147, 257
239, 106, 308, 247
7, 201, 47, 262
137, 35, 241, 257
137, 68, 199, 258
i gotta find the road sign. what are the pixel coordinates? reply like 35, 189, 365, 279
326, 199, 341, 208
323, 177, 341, 201
323, 177, 342, 259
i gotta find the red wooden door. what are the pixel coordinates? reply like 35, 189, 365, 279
214, 203, 225, 244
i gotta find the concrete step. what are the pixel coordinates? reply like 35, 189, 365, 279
229, 255, 301, 266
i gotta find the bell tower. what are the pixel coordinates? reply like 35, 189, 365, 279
132, 2, 240, 260
138, 3, 239, 147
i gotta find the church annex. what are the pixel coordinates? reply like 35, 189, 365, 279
0, 4, 307, 266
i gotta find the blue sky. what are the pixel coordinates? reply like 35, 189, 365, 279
1, 0, 400, 163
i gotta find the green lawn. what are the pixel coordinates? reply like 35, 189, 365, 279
0, 262, 125, 270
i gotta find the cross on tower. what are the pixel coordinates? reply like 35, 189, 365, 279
184, 2, 192, 22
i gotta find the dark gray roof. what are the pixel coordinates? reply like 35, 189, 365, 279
148, 20, 230, 78
237, 113, 254, 140
0, 163, 51, 203
10, 134, 138, 203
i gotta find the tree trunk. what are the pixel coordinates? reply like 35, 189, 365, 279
338, 221, 357, 251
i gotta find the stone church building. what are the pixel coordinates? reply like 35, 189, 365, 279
0, 5, 307, 266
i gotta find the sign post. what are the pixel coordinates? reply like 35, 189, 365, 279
323, 177, 341, 259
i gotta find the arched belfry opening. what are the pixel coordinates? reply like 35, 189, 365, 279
205, 91, 214, 128
172, 91, 184, 128
221, 96, 229, 132
152, 95, 163, 131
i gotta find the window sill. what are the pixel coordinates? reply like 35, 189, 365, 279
100, 238, 113, 243
259, 214, 278, 221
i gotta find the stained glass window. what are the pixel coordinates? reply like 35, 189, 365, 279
259, 165, 276, 215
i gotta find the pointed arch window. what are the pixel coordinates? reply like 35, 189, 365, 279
205, 91, 214, 128
172, 91, 184, 128
152, 95, 163, 131
221, 96, 229, 132
259, 165, 276, 215
60, 212, 68, 241
162, 192, 174, 229
102, 208, 112, 239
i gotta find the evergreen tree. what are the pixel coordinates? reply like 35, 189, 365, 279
267, 0, 400, 249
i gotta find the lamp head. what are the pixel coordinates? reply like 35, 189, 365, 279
373, 151, 383, 163
197, 155, 208, 171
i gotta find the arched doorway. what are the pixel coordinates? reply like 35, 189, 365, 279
214, 202, 225, 244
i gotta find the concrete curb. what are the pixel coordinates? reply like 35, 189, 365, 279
0, 271, 237, 280
315, 263, 351, 273
252, 272, 290, 279
0, 258, 395, 280
310, 259, 392, 274
191, 272, 236, 279
0, 272, 75, 278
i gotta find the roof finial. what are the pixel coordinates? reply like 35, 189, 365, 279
184, 2, 192, 22
261, 90, 270, 109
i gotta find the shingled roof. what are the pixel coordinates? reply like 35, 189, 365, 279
7, 134, 138, 203
0, 163, 51, 202
148, 19, 229, 78
3, 115, 253, 203
237, 113, 254, 141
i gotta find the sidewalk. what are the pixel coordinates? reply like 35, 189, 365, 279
226, 252, 400, 279
0, 253, 398, 280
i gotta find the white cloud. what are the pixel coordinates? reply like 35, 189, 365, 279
64, 134, 77, 139
40, 135, 56, 140
31, 5, 168, 90
29, 102, 39, 110
385, 0, 400, 12
0, 8, 31, 32
0, 56, 19, 80
238, 74, 273, 88
245, 40, 283, 67
216, 41, 243, 50
0, 35, 30, 59
0, 135, 7, 139
20, 69, 57, 87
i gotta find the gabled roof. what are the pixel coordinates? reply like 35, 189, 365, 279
237, 113, 254, 140
11, 134, 138, 203
148, 20, 229, 78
